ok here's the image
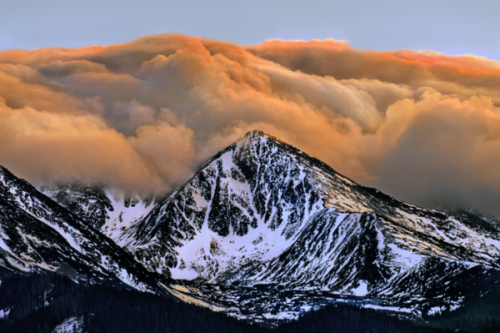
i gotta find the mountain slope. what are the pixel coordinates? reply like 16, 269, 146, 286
40, 182, 156, 245
120, 130, 500, 318
0, 166, 162, 292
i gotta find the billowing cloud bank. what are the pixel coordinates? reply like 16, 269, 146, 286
1, 34, 500, 216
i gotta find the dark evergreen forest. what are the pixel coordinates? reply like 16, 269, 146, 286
0, 273, 499, 333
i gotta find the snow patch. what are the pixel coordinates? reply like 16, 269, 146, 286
262, 312, 298, 320
104, 191, 155, 244
428, 306, 444, 316
0, 308, 10, 319
351, 281, 368, 296
52, 316, 86, 333
160, 283, 225, 312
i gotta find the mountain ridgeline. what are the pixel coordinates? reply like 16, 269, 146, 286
0, 165, 163, 293
2, 130, 500, 332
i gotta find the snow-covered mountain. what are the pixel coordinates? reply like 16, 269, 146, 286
116, 130, 500, 319
0, 166, 161, 292
11, 130, 500, 323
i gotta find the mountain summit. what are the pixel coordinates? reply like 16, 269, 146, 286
102, 130, 500, 320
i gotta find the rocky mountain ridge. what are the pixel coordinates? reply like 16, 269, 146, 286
0, 166, 162, 293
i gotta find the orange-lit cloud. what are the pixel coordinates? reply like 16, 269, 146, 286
1, 34, 500, 216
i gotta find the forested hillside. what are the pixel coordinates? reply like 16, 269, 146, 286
1, 272, 485, 333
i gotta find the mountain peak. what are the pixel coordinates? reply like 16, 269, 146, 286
0, 164, 31, 191
0, 164, 12, 179
242, 129, 268, 139
120, 125, 500, 318
237, 130, 287, 146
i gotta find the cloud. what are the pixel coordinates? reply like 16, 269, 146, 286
1, 34, 500, 217
373, 92, 500, 216
0, 98, 163, 192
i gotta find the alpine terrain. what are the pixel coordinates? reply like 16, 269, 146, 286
51, 130, 500, 323
0, 166, 162, 293
3, 130, 500, 331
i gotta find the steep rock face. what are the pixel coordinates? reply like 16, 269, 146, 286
123, 130, 500, 308
0, 166, 161, 292
0, 195, 111, 282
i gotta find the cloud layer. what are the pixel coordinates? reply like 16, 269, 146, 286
1, 35, 500, 216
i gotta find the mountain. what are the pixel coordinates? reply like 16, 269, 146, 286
28, 130, 500, 325
0, 166, 162, 292
3, 131, 500, 331
40, 182, 156, 245
114, 130, 500, 321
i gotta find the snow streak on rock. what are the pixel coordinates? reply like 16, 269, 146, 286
52, 316, 87, 333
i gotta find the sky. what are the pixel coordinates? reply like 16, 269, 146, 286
1, 1, 500, 218
1, 0, 499, 60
